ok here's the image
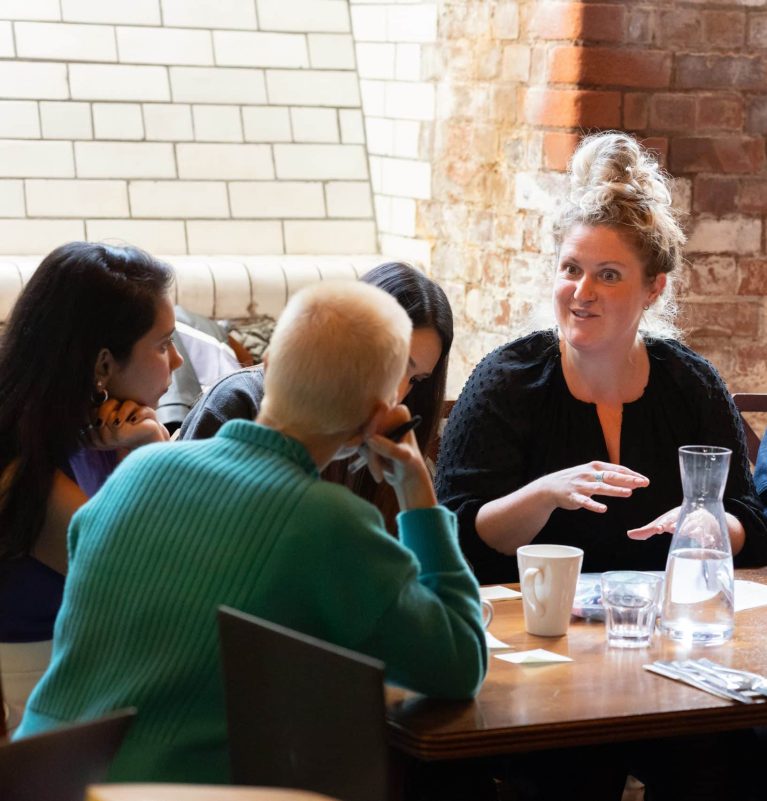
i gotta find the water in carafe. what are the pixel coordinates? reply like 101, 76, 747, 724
660, 446, 734, 646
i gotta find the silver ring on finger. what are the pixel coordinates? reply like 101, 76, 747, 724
594, 471, 604, 483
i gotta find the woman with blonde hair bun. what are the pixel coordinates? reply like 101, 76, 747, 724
437, 131, 767, 585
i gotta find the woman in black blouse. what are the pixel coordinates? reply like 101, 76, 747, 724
437, 132, 767, 583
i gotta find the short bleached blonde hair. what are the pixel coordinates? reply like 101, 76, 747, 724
263, 281, 412, 436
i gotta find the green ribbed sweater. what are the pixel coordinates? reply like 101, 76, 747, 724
16, 421, 487, 782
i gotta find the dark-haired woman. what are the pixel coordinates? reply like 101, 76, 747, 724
179, 261, 453, 531
0, 241, 183, 713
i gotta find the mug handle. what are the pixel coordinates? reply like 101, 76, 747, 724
480, 599, 494, 629
522, 567, 545, 618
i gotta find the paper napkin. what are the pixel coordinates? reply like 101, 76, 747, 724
485, 631, 512, 649
480, 585, 523, 601
495, 649, 573, 665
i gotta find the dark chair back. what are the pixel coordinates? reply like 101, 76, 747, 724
0, 708, 135, 801
218, 607, 388, 801
732, 393, 767, 464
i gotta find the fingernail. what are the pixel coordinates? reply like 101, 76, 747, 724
128, 415, 137, 424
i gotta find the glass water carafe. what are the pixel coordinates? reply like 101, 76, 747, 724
660, 445, 734, 646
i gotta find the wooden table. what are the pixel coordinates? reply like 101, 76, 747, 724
87, 786, 341, 801
386, 568, 767, 761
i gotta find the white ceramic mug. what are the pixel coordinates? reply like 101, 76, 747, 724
516, 544, 584, 636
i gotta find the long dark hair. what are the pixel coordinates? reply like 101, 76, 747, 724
322, 262, 453, 532
0, 242, 174, 559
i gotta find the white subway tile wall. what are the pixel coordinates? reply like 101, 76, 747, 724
0, 3, 383, 256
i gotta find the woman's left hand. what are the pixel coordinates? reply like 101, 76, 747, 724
82, 398, 170, 451
627, 506, 680, 540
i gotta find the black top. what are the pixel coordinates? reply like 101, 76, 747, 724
436, 330, 767, 583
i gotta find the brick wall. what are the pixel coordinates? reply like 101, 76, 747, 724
0, 0, 377, 255
420, 0, 767, 398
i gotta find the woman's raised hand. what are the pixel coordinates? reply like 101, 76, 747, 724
83, 398, 170, 451
539, 461, 649, 514
627, 506, 681, 540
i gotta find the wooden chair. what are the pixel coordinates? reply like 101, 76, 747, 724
218, 608, 388, 801
732, 393, 767, 464
0, 708, 135, 801
87, 785, 341, 801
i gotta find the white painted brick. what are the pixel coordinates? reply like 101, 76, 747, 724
379, 156, 430, 199
213, 31, 308, 68
290, 108, 339, 143
379, 233, 430, 269
15, 22, 116, 62
0, 62, 68, 99
0, 181, 25, 216
70, 65, 170, 102
177, 144, 274, 179
129, 181, 229, 218
143, 104, 193, 141
356, 43, 395, 79
385, 82, 434, 121
360, 80, 385, 116
0, 220, 84, 254
326, 182, 372, 218
374, 195, 391, 232
502, 44, 531, 82
393, 119, 420, 158
187, 221, 284, 255
229, 181, 325, 218
93, 103, 144, 140
0, 102, 40, 138
308, 34, 356, 69
687, 218, 762, 255
396, 44, 422, 80
285, 221, 377, 254
274, 144, 368, 180
0, 141, 74, 177
193, 105, 242, 142
267, 70, 359, 107
161, 0, 257, 30
75, 142, 176, 178
388, 5, 438, 43
339, 109, 365, 144
0, 21, 13, 56
257, 0, 350, 33
117, 26, 214, 66
62, 0, 160, 25
40, 101, 92, 139
390, 196, 416, 236
368, 155, 383, 193
365, 117, 393, 156
514, 172, 567, 213
87, 219, 186, 253
26, 179, 129, 217
0, 0, 60, 21
170, 67, 266, 104
242, 107, 291, 142
350, 6, 387, 42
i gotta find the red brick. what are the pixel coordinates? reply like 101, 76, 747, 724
746, 96, 767, 134
685, 255, 738, 296
737, 258, 767, 295
748, 14, 767, 49
658, 9, 703, 49
669, 136, 765, 174
682, 301, 760, 339
626, 8, 655, 46
649, 94, 696, 132
549, 46, 671, 89
738, 179, 767, 214
527, 3, 624, 43
676, 55, 767, 90
543, 132, 580, 171
522, 88, 621, 128
623, 93, 648, 130
640, 137, 668, 166
693, 176, 739, 216
703, 11, 746, 50
696, 95, 744, 132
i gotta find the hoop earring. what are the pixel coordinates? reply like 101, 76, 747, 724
643, 304, 651, 311
92, 382, 109, 406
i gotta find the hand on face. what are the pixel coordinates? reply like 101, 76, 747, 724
82, 398, 170, 451
540, 460, 649, 514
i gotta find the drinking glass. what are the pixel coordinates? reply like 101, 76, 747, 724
602, 571, 662, 648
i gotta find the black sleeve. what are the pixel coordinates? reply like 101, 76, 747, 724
435, 345, 539, 583
178, 367, 265, 440
755, 435, 767, 510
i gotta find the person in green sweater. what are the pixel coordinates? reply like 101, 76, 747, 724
15, 280, 487, 783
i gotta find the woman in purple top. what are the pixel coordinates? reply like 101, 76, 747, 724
0, 242, 184, 643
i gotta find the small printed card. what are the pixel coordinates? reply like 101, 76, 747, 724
485, 631, 512, 649
734, 580, 767, 613
495, 649, 573, 665
480, 585, 523, 601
